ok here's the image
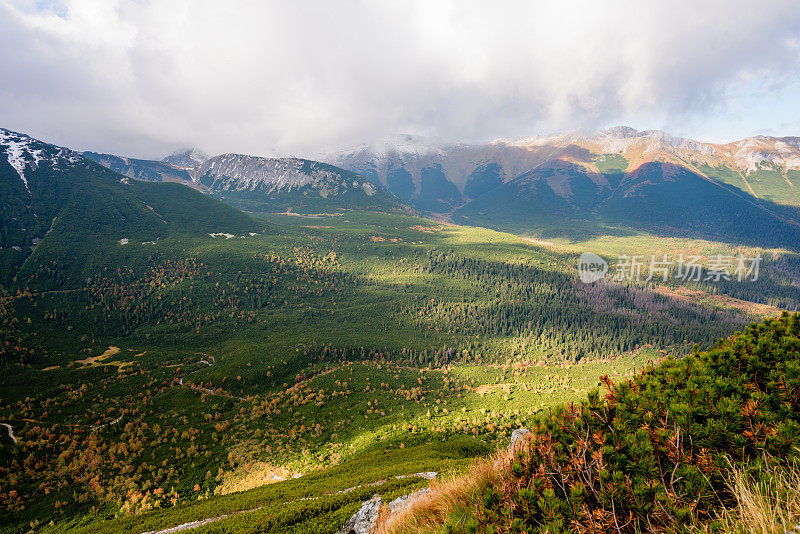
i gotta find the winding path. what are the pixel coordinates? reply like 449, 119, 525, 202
177, 354, 245, 401
139, 472, 436, 534
91, 414, 124, 431
1, 423, 17, 444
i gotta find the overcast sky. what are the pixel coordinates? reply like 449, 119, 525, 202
1, 0, 800, 159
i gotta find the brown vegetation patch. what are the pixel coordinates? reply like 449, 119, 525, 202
654, 285, 782, 318
75, 346, 134, 369
376, 449, 506, 534
409, 225, 444, 233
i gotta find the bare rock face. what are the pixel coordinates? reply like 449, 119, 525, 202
338, 477, 436, 534
509, 428, 531, 450
337, 494, 382, 534
387, 488, 430, 515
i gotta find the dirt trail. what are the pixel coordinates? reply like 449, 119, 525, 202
177, 354, 245, 401
1, 423, 17, 444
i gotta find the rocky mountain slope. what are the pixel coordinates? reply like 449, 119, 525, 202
83, 151, 193, 184
161, 147, 209, 168
0, 128, 257, 284
189, 154, 402, 212
87, 149, 404, 214
326, 128, 800, 247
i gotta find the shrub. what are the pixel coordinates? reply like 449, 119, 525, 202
379, 312, 800, 533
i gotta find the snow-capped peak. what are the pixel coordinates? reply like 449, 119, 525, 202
374, 134, 446, 157
0, 128, 83, 193
0, 128, 40, 192
162, 147, 210, 168
320, 134, 447, 163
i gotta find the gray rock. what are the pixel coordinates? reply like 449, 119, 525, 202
509, 428, 531, 450
387, 488, 429, 515
338, 494, 382, 534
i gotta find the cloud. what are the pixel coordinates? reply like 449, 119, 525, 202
0, 0, 799, 158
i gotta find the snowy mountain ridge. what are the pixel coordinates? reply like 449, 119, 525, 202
190, 154, 378, 197
0, 128, 81, 192
162, 148, 209, 167
324, 126, 800, 209
498, 126, 800, 173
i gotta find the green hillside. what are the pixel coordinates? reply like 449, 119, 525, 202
700, 163, 800, 207
454, 160, 800, 250
378, 312, 800, 533
18, 179, 260, 288
1, 130, 257, 286
595, 161, 800, 248
2, 208, 797, 533
2, 130, 800, 534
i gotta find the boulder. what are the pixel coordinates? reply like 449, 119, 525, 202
509, 428, 531, 450
338, 487, 432, 534
387, 488, 430, 515
338, 494, 382, 534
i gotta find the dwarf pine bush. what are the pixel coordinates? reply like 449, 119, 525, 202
394, 312, 800, 533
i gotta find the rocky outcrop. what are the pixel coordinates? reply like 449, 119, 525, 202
509, 428, 531, 450
387, 488, 429, 515
337, 494, 382, 534
337, 472, 438, 534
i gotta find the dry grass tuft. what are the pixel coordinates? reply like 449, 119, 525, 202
716, 457, 800, 534
375, 446, 515, 534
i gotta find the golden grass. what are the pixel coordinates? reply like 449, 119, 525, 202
375, 446, 516, 534
213, 461, 296, 495
76, 346, 121, 367
715, 457, 800, 534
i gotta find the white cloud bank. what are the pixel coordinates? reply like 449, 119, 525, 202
0, 0, 799, 158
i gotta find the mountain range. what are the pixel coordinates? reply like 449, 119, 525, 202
82, 150, 404, 214
4, 126, 800, 266
76, 126, 800, 249
327, 129, 800, 244
0, 128, 257, 285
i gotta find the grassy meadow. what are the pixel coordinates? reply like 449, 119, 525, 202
0, 211, 793, 533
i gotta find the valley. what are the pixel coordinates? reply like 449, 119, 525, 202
2, 128, 800, 533
4, 3, 800, 531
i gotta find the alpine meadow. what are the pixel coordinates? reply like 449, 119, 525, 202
2, 2, 800, 533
